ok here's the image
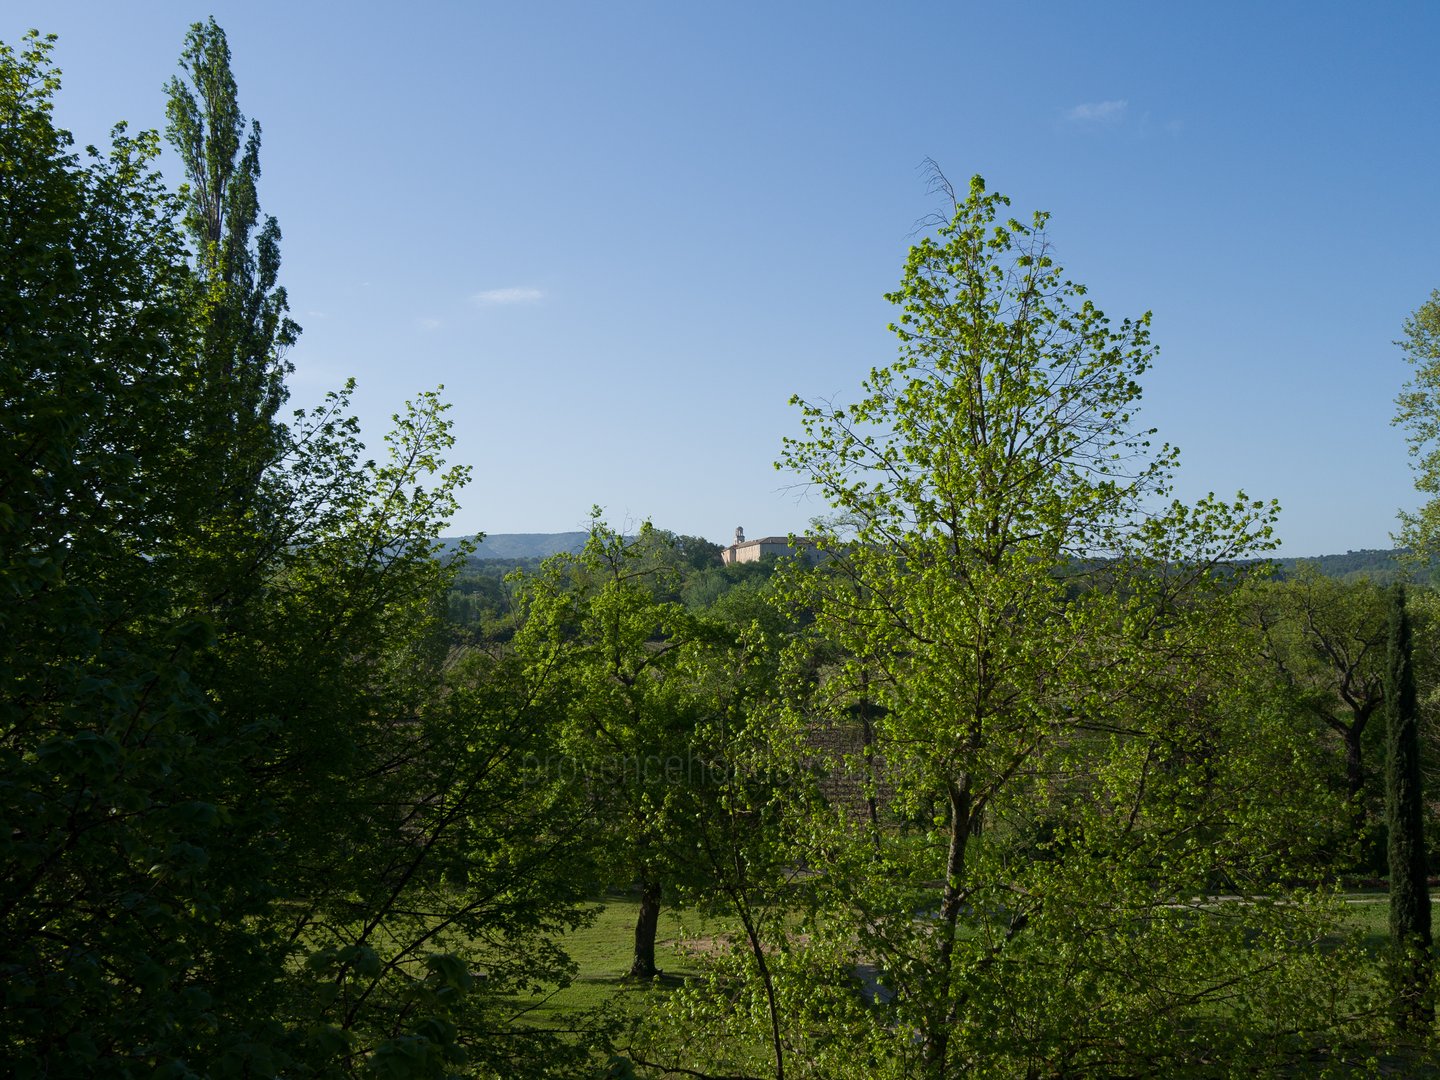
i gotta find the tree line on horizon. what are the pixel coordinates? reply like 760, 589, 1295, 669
445, 539, 1431, 640
10, 19, 1440, 1078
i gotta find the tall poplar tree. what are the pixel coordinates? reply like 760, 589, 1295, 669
4, 26, 600, 1078
165, 17, 296, 507
0, 32, 288, 1073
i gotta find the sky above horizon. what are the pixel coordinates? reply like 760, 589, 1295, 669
8, 2, 1438, 556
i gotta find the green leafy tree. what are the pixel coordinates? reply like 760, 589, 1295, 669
666, 531, 724, 572
1394, 290, 1440, 559
760, 174, 1365, 1076
1247, 568, 1389, 859
627, 586, 818, 1080
155, 23, 603, 1071
0, 31, 288, 1074
512, 517, 710, 980
2, 29, 600, 1078
511, 515, 806, 1033
165, 16, 296, 439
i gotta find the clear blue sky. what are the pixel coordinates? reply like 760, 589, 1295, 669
9, 2, 1438, 556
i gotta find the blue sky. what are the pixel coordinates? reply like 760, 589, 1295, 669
9, 2, 1438, 555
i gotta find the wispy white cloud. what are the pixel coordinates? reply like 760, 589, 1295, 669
1066, 99, 1128, 123
471, 286, 543, 306
418, 317, 443, 332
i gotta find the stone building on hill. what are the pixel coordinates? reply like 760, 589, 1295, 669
719, 526, 820, 566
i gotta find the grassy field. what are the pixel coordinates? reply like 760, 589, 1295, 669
502, 894, 735, 1028
519, 890, 1413, 1009
506, 891, 1439, 1073
1342, 891, 1393, 951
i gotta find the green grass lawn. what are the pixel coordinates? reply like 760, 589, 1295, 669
516, 890, 1415, 1027
503, 888, 1440, 1074
1339, 891, 1392, 954
1334, 890, 1440, 957
502, 894, 737, 1029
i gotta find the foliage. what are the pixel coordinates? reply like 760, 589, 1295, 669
504, 517, 819, 1075
663, 531, 724, 572
6, 21, 1431, 1077
1395, 290, 1440, 560
448, 562, 525, 641
679, 557, 781, 614
1263, 549, 1431, 585
510, 517, 718, 980
749, 173, 1366, 1076
162, 17, 298, 537
0, 27, 603, 1078
0, 30, 287, 1074
1385, 584, 1432, 1030
1246, 568, 1390, 866
610, 615, 817, 1079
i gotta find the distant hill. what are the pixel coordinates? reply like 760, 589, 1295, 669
438, 535, 1429, 581
438, 532, 590, 561
1262, 548, 1430, 585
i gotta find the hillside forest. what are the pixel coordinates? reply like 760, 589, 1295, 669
11, 21, 1440, 1079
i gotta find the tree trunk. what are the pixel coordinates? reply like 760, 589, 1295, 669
1344, 724, 1365, 807
1343, 723, 1371, 862
859, 700, 881, 850
629, 877, 662, 979
1385, 584, 1431, 1031
924, 774, 972, 1078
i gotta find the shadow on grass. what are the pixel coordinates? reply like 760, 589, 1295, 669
501, 893, 725, 1029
